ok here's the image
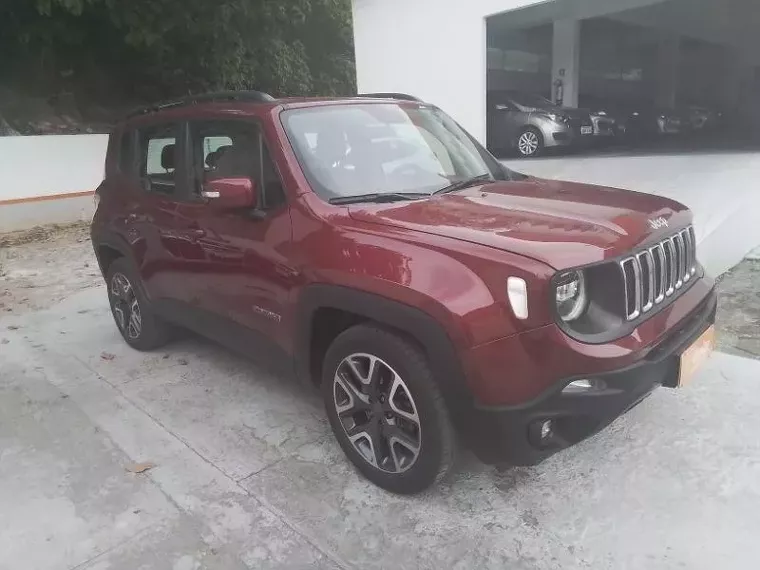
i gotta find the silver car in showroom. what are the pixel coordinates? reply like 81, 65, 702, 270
487, 91, 594, 157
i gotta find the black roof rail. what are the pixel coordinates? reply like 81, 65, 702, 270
357, 92, 423, 102
126, 90, 275, 119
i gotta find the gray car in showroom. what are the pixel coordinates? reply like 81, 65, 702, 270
487, 91, 594, 157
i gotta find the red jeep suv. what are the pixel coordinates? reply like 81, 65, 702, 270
91, 91, 717, 493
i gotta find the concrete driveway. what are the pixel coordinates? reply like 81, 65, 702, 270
2, 280, 760, 570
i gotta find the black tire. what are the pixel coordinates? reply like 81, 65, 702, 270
105, 257, 172, 351
516, 126, 544, 157
322, 324, 456, 494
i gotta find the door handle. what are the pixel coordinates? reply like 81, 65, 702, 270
126, 212, 153, 223
184, 228, 206, 243
275, 263, 300, 279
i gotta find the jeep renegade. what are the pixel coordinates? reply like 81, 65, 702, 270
91, 91, 717, 493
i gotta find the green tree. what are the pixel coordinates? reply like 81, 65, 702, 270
0, 0, 355, 101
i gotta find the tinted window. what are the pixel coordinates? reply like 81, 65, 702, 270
191, 120, 286, 210
138, 124, 179, 196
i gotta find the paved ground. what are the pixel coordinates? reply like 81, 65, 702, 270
2, 225, 760, 570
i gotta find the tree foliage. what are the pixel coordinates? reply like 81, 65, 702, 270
0, 0, 355, 101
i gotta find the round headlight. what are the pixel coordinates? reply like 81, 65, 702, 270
555, 271, 587, 322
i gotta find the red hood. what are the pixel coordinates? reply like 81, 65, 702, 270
347, 178, 691, 270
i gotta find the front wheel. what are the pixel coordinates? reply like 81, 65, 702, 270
516, 127, 544, 157
322, 325, 456, 494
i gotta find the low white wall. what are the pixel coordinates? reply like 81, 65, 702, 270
0, 134, 107, 202
503, 151, 760, 276
0, 195, 95, 232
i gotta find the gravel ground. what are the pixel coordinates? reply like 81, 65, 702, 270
1, 223, 758, 357
715, 257, 760, 359
0, 222, 101, 315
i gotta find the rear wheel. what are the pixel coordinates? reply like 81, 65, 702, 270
106, 258, 172, 351
322, 324, 455, 494
516, 127, 543, 157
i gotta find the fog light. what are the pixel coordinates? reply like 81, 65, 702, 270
529, 419, 556, 447
540, 420, 553, 440
562, 378, 606, 394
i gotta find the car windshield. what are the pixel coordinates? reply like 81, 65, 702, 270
281, 103, 495, 200
508, 93, 556, 110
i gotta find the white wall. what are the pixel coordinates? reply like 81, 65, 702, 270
352, 0, 546, 142
0, 134, 107, 202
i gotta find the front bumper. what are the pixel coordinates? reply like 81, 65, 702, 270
539, 122, 594, 148
463, 285, 717, 466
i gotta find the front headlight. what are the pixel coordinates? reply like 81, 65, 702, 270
555, 270, 587, 322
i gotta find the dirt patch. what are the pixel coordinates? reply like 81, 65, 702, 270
0, 222, 101, 315
0, 222, 90, 248
715, 258, 760, 359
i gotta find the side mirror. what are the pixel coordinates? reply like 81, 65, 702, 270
202, 177, 257, 209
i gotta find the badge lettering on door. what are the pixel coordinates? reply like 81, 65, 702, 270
648, 217, 669, 230
252, 305, 282, 323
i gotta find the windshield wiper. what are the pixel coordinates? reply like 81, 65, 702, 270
328, 192, 428, 205
433, 173, 493, 195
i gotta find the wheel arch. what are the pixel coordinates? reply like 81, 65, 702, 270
295, 285, 473, 423
92, 234, 136, 277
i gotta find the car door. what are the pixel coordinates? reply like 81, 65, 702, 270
120, 121, 197, 303
175, 118, 297, 350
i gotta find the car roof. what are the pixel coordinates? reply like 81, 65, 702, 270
118, 91, 425, 129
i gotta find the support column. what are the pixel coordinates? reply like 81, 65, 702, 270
722, 50, 753, 110
551, 19, 581, 108
655, 34, 680, 109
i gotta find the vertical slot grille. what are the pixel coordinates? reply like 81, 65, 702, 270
619, 225, 697, 321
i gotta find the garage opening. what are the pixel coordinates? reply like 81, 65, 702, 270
485, 0, 760, 158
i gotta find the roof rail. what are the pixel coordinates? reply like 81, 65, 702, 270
126, 90, 275, 119
357, 92, 423, 102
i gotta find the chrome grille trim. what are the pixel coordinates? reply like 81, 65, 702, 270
637, 250, 655, 313
672, 234, 684, 290
688, 226, 697, 275
650, 244, 666, 304
619, 226, 698, 321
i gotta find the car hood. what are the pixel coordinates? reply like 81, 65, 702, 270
347, 178, 690, 270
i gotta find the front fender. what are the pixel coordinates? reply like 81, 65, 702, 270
294, 283, 474, 429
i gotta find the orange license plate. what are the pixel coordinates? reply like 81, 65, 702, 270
678, 325, 716, 387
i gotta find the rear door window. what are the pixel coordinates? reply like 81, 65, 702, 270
138, 124, 180, 196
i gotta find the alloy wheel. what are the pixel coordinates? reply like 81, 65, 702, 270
518, 131, 540, 156
109, 273, 142, 340
333, 353, 421, 473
